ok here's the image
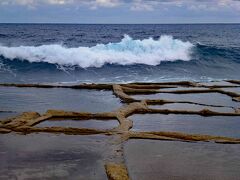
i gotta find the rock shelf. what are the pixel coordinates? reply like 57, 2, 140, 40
0, 80, 240, 180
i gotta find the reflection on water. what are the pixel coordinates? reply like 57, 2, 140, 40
36, 119, 119, 130
221, 87, 240, 94
125, 140, 240, 180
0, 112, 19, 121
149, 103, 234, 113
130, 114, 240, 138
133, 92, 239, 107
0, 87, 121, 113
200, 81, 236, 86
0, 133, 110, 180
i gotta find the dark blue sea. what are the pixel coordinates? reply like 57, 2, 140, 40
0, 24, 239, 83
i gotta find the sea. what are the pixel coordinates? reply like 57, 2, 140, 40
0, 24, 239, 84
1, 24, 240, 180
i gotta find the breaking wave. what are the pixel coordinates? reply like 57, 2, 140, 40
0, 35, 193, 68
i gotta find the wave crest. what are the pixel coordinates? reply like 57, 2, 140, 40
0, 35, 194, 68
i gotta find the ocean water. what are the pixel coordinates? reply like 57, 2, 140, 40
0, 24, 239, 83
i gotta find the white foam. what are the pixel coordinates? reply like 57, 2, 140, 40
0, 35, 194, 68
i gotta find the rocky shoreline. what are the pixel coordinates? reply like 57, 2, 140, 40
0, 80, 240, 180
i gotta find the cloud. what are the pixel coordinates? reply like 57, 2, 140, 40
0, 0, 71, 6
0, 0, 121, 6
130, 0, 155, 11
148, 0, 240, 12
89, 0, 121, 9
94, 0, 120, 7
1, 0, 240, 12
47, 0, 71, 5
217, 0, 240, 10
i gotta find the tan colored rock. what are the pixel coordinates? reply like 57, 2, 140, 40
105, 163, 130, 180
0, 128, 11, 133
233, 97, 240, 102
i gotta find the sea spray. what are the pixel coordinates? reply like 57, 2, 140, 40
0, 35, 194, 68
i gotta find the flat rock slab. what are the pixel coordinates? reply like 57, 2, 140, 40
0, 133, 111, 180
221, 87, 240, 94
36, 119, 119, 130
200, 81, 237, 86
0, 87, 121, 113
157, 87, 208, 91
125, 140, 240, 180
130, 114, 240, 138
149, 103, 234, 113
133, 92, 239, 108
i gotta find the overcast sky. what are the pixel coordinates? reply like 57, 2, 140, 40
0, 0, 239, 23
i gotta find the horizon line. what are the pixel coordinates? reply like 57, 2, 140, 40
0, 22, 240, 25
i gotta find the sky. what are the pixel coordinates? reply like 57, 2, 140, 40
0, 0, 240, 23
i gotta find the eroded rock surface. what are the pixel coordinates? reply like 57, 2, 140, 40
0, 80, 240, 180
